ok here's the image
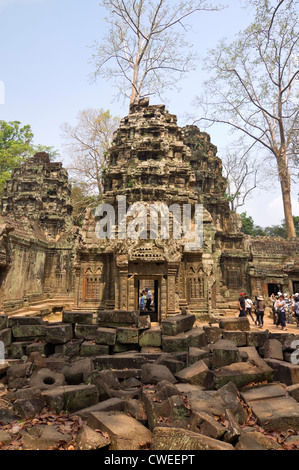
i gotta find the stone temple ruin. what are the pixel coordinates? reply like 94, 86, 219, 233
0, 99, 298, 318
0, 100, 299, 450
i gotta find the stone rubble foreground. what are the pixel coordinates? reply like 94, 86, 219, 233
0, 311, 299, 450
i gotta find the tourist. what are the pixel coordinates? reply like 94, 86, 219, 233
139, 292, 145, 313
276, 294, 287, 330
257, 295, 265, 328
253, 296, 259, 325
270, 293, 277, 324
238, 292, 246, 317
293, 296, 299, 328
245, 295, 255, 322
285, 294, 294, 324
145, 288, 152, 311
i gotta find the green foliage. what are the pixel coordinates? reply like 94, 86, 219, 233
241, 212, 299, 238
240, 212, 266, 236
0, 120, 33, 193
0, 121, 60, 196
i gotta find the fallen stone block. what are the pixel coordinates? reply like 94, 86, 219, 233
97, 310, 140, 327
139, 326, 162, 348
22, 423, 73, 450
62, 311, 94, 325
264, 358, 299, 385
162, 332, 188, 353
87, 411, 152, 450
190, 410, 226, 440
10, 341, 32, 359
72, 397, 125, 420
241, 383, 299, 431
188, 347, 210, 366
141, 389, 190, 431
222, 330, 247, 347
186, 327, 208, 348
13, 394, 45, 420
246, 330, 269, 348
175, 360, 209, 386
63, 358, 92, 385
262, 339, 284, 361
286, 384, 299, 402
211, 339, 242, 369
93, 353, 147, 371
0, 328, 12, 347
45, 324, 73, 344
41, 384, 99, 413
223, 409, 242, 444
161, 314, 195, 336
235, 431, 282, 450
137, 315, 151, 330
8, 316, 46, 327
29, 368, 66, 390
125, 399, 147, 425
150, 427, 235, 451
74, 324, 99, 340
12, 325, 45, 341
154, 353, 185, 375
80, 341, 109, 357
116, 327, 139, 344
175, 386, 226, 417
76, 425, 111, 450
7, 362, 34, 389
219, 317, 250, 332
55, 339, 83, 357
95, 327, 117, 345
141, 363, 177, 385
204, 361, 273, 390
0, 315, 8, 331
203, 326, 223, 344
26, 341, 53, 357
217, 382, 247, 425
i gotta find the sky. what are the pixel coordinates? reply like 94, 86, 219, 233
0, 0, 298, 227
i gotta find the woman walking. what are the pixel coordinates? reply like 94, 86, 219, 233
257, 295, 265, 328
276, 294, 287, 331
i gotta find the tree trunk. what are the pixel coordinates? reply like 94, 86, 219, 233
277, 149, 296, 239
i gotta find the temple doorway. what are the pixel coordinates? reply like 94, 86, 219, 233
293, 281, 299, 294
267, 283, 282, 296
135, 277, 160, 323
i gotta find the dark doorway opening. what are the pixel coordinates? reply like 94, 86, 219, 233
293, 281, 299, 294
268, 284, 282, 296
136, 278, 160, 323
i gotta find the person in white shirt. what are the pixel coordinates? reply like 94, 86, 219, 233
245, 296, 255, 322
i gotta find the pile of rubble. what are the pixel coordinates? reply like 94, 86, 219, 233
1, 311, 299, 450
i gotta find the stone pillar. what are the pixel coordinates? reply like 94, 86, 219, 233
167, 263, 179, 316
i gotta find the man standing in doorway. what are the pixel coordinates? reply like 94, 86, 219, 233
145, 288, 152, 312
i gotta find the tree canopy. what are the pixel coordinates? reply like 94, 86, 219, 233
0, 120, 60, 195
61, 109, 119, 196
195, 0, 299, 239
91, 0, 221, 107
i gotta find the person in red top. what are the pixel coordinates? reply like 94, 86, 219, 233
238, 293, 246, 317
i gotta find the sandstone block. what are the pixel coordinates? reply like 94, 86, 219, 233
161, 314, 195, 336
175, 360, 209, 386
87, 411, 152, 450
